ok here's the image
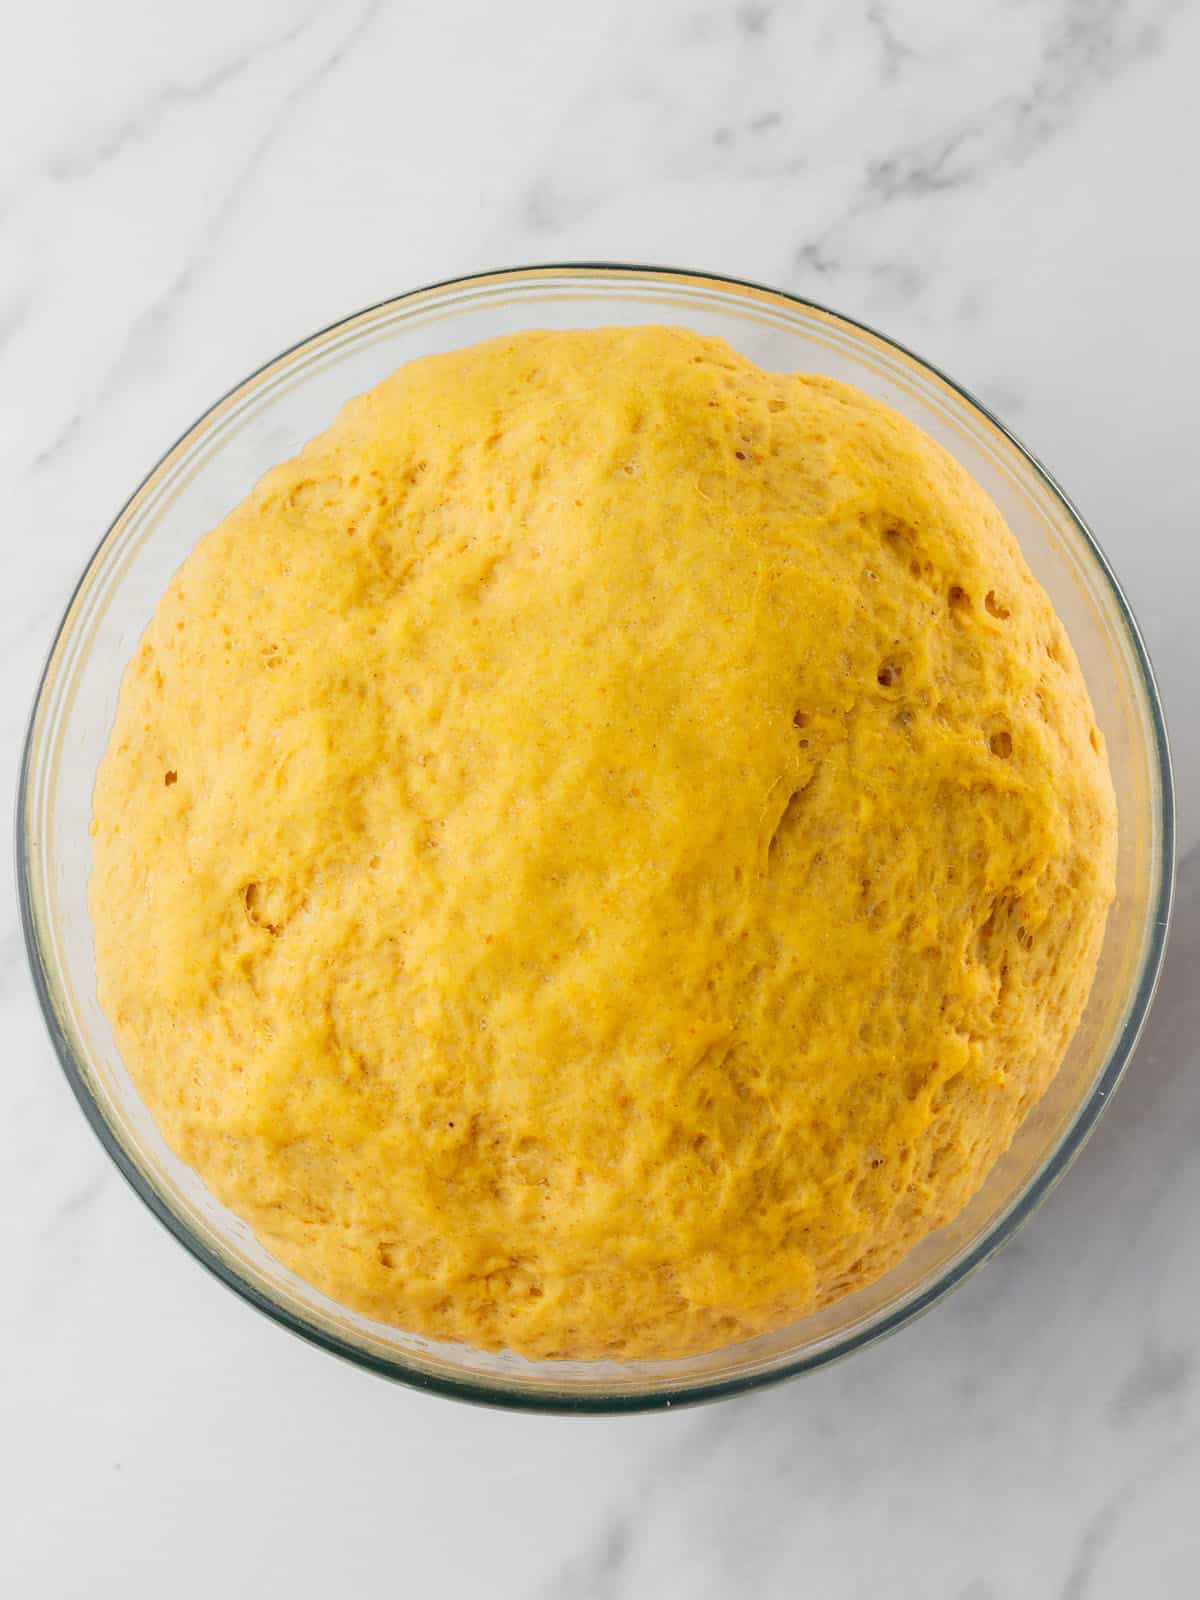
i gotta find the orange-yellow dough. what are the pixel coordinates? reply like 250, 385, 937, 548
90, 327, 1117, 1360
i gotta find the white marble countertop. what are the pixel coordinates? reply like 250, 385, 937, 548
3, 2, 1199, 1595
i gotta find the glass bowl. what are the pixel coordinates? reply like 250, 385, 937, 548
18, 265, 1174, 1412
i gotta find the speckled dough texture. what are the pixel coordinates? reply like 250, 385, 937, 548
90, 327, 1117, 1360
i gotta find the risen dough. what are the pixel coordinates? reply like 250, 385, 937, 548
91, 327, 1116, 1359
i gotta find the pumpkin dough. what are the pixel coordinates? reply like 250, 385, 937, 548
91, 327, 1116, 1359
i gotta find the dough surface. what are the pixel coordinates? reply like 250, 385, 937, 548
91, 327, 1117, 1359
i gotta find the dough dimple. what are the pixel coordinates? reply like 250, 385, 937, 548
90, 326, 1117, 1360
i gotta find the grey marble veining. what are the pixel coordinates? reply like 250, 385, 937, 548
2, 2, 1198, 1595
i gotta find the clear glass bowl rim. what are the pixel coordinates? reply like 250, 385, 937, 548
17, 262, 1176, 1413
